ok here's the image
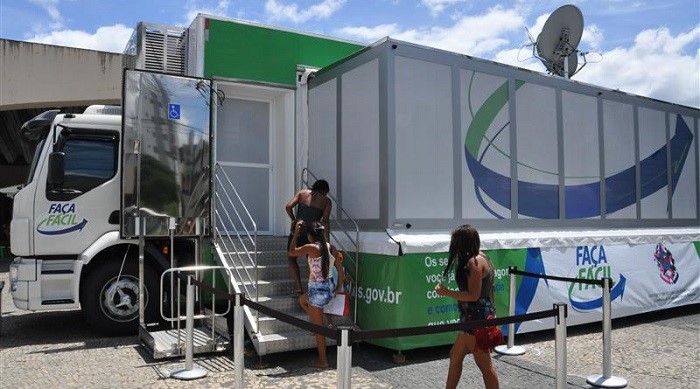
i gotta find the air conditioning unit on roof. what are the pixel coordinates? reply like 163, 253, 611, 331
123, 22, 187, 75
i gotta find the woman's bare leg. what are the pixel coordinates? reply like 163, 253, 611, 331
445, 332, 470, 389
288, 256, 303, 293
299, 294, 310, 314
307, 306, 328, 368
466, 335, 499, 389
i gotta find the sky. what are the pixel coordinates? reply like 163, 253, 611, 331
1, 0, 698, 108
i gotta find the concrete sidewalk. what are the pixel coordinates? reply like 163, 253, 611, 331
1, 256, 698, 388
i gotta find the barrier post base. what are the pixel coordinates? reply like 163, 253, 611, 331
586, 374, 627, 388
171, 366, 208, 380
392, 350, 406, 364
494, 344, 526, 356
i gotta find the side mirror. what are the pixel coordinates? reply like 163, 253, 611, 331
48, 152, 65, 187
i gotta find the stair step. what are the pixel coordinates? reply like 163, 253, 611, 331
217, 236, 290, 252
214, 234, 355, 356
256, 236, 292, 251
229, 264, 308, 281
259, 250, 295, 266
257, 311, 309, 334
253, 329, 337, 355
238, 279, 299, 297
253, 295, 305, 313
219, 250, 297, 267
251, 301, 354, 335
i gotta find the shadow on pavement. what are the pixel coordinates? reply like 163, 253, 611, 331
0, 309, 136, 349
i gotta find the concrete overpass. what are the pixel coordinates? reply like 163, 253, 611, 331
0, 39, 123, 235
0, 39, 122, 176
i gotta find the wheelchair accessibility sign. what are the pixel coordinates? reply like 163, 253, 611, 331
168, 103, 181, 120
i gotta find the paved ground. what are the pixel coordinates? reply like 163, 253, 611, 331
1, 256, 698, 388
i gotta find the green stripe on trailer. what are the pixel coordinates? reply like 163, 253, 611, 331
204, 19, 364, 85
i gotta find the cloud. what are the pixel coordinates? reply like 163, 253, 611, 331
335, 6, 698, 108
335, 24, 401, 42
581, 24, 603, 49
28, 0, 63, 29
184, 0, 231, 24
265, 0, 346, 23
493, 47, 541, 72
27, 24, 135, 53
336, 5, 525, 57
495, 25, 700, 108
575, 26, 700, 107
591, 1, 674, 16
420, 0, 466, 17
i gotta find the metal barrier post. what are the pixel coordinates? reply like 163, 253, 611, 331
336, 327, 352, 389
586, 278, 627, 388
495, 266, 526, 356
0, 280, 4, 335
234, 293, 245, 388
171, 275, 208, 380
554, 303, 567, 389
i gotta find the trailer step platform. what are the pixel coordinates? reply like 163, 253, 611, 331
139, 319, 230, 360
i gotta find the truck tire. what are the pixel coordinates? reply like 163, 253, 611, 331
81, 258, 160, 336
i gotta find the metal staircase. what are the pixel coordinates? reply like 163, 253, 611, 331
236, 236, 332, 355
212, 164, 358, 356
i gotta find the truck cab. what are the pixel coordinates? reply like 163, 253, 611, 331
9, 105, 164, 335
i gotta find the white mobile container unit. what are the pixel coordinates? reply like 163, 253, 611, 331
307, 38, 699, 350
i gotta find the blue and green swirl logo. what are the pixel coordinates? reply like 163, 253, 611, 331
465, 81, 693, 219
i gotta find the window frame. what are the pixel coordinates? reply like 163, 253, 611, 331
46, 127, 119, 201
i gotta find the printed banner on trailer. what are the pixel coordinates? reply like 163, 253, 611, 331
355, 242, 699, 350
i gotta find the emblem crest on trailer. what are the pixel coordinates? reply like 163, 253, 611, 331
653, 243, 679, 285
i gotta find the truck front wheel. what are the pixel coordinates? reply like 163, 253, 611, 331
81, 258, 160, 336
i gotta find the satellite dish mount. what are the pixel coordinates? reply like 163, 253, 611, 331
535, 4, 584, 78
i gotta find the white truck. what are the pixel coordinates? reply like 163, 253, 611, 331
9, 105, 181, 335
4, 17, 364, 357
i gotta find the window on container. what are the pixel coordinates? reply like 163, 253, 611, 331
516, 81, 559, 220
461, 70, 511, 220
562, 91, 600, 219
603, 100, 636, 219
671, 114, 697, 219
638, 107, 668, 219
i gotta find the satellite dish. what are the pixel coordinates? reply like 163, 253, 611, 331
536, 4, 584, 78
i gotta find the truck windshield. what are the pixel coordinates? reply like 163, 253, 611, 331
26, 138, 46, 184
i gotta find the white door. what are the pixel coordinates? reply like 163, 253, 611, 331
215, 92, 275, 235
33, 127, 121, 255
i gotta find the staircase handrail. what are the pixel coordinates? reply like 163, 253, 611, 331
212, 163, 259, 331
301, 167, 360, 323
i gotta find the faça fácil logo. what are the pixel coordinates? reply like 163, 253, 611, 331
36, 203, 88, 235
44, 203, 79, 225
571, 245, 611, 290
567, 245, 628, 312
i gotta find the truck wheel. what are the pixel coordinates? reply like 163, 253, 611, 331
81, 258, 160, 336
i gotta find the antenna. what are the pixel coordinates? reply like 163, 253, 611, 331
517, 27, 537, 63
535, 4, 584, 78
